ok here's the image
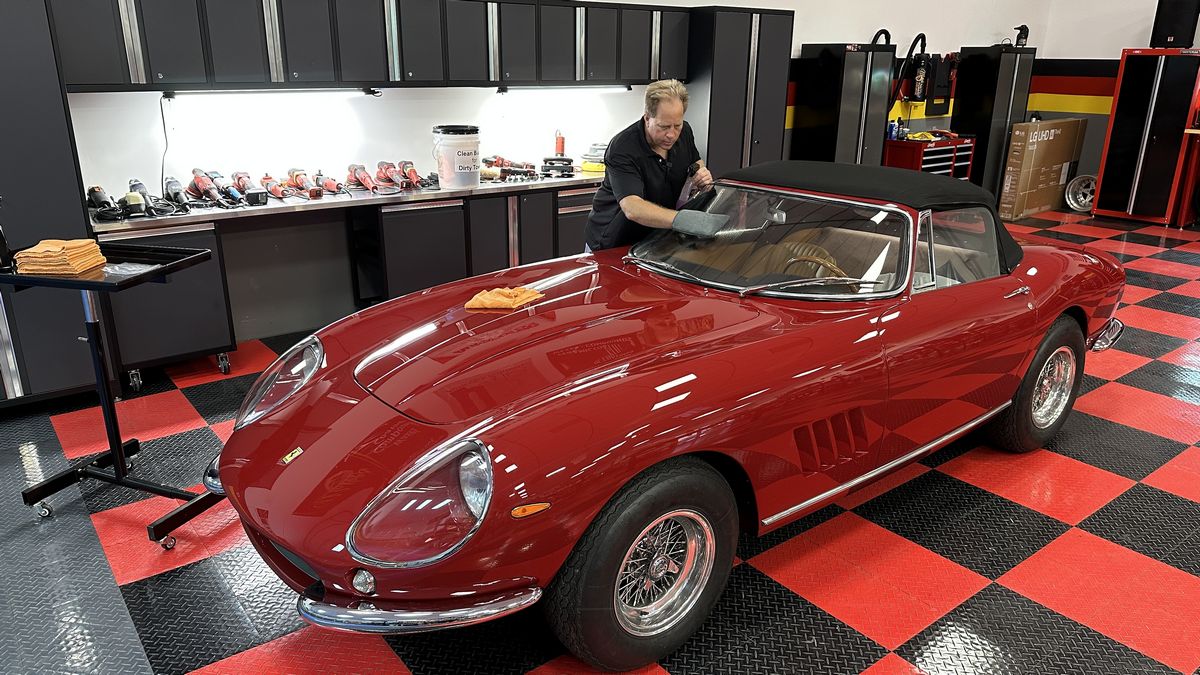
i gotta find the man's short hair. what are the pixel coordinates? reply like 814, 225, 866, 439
645, 79, 689, 117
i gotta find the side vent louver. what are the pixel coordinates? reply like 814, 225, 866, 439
794, 408, 869, 474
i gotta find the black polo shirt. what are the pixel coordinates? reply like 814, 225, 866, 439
585, 118, 701, 251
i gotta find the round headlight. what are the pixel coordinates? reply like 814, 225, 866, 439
459, 452, 491, 519
234, 336, 324, 430
202, 454, 224, 495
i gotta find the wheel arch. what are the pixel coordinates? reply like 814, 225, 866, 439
681, 451, 759, 537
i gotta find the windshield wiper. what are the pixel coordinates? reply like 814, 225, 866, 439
738, 277, 888, 298
621, 254, 706, 285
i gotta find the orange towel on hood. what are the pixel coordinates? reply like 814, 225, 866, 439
464, 286, 544, 310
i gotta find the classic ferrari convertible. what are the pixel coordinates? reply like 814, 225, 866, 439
208, 161, 1124, 671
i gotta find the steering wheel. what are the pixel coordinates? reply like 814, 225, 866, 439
784, 255, 848, 278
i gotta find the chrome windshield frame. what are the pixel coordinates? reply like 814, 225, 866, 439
629, 181, 915, 302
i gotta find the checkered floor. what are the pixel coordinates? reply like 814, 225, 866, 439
3, 211, 1200, 675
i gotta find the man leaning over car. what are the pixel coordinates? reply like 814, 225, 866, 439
584, 79, 728, 252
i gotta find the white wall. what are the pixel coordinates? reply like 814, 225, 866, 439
70, 86, 647, 196
1042, 0, 1198, 58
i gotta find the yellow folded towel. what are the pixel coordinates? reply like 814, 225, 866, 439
464, 286, 544, 310
15, 239, 106, 276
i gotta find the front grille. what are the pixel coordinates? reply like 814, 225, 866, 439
270, 539, 321, 585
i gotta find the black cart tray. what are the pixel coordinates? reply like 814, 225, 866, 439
0, 242, 210, 292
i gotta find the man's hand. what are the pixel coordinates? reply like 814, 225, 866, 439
672, 210, 729, 238
692, 166, 714, 191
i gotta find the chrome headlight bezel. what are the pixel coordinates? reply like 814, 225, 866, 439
233, 335, 324, 430
345, 438, 494, 569
202, 454, 225, 495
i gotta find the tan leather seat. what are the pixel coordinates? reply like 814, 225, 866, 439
742, 242, 839, 279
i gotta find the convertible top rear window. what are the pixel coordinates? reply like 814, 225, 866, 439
631, 186, 910, 298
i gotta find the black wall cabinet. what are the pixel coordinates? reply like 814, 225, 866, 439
539, 3, 576, 82
336, 0, 389, 82
383, 203, 467, 296
399, 0, 446, 81
468, 198, 510, 274
49, 0, 130, 86
519, 192, 555, 263
279, 0, 336, 82
138, 0, 208, 84
620, 8, 651, 82
206, 0, 271, 83
748, 13, 791, 166
446, 0, 489, 82
499, 2, 537, 82
108, 227, 235, 368
585, 7, 618, 80
658, 10, 689, 80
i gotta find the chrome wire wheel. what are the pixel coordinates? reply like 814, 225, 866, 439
613, 509, 715, 637
1031, 346, 1076, 429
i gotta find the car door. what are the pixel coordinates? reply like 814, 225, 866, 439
878, 207, 1039, 465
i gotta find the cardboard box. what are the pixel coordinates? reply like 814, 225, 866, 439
997, 118, 1088, 221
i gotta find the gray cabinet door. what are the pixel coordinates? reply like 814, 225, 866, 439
206, 0, 270, 83
280, 0, 336, 82
619, 9, 651, 82
555, 209, 588, 257
382, 204, 467, 297
49, 0, 129, 86
446, 0, 488, 81
748, 13, 791, 166
519, 192, 555, 263
658, 11, 688, 80
0, 0, 95, 396
499, 2, 537, 82
468, 198, 509, 274
399, 0, 446, 81
706, 12, 750, 176
138, 0, 208, 84
107, 228, 235, 368
336, 0, 388, 82
539, 4, 575, 82
585, 7, 617, 80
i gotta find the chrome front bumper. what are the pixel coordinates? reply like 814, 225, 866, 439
297, 587, 542, 634
1089, 318, 1125, 352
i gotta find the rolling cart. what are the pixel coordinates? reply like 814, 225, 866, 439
3, 242, 227, 548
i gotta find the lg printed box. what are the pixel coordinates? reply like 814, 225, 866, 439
998, 118, 1088, 221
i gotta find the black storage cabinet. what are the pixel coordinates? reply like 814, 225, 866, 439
519, 192, 555, 263
336, 0, 389, 82
619, 8, 651, 82
585, 6, 618, 81
278, 0, 337, 82
206, 0, 272, 83
446, 0, 490, 82
48, 0, 131, 87
106, 226, 236, 369
499, 1, 538, 83
790, 43, 896, 165
658, 10, 689, 80
380, 201, 468, 297
136, 0, 208, 84
539, 2, 576, 82
468, 197, 510, 274
949, 45, 1036, 201
399, 0, 446, 82
555, 187, 596, 257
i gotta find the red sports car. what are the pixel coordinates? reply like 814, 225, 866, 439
208, 161, 1125, 671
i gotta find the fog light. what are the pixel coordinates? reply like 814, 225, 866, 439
351, 568, 376, 595
202, 455, 224, 495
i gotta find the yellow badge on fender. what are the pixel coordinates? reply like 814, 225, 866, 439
279, 447, 304, 465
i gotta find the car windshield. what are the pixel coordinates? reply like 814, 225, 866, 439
629, 185, 911, 298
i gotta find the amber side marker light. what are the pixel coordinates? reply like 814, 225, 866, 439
511, 503, 551, 518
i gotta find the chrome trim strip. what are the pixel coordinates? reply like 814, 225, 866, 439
1128, 56, 1165, 213
559, 187, 598, 198
856, 51, 873, 164
762, 402, 1012, 526
263, 0, 285, 83
381, 199, 464, 213
298, 588, 541, 634
1089, 317, 1124, 352
557, 204, 592, 215
97, 222, 215, 242
650, 11, 662, 78
507, 196, 520, 267
576, 7, 586, 81
118, 0, 147, 84
0, 291, 25, 399
487, 3, 500, 81
385, 0, 400, 81
741, 14, 760, 167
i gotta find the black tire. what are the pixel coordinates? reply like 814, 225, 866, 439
988, 315, 1086, 453
543, 457, 739, 672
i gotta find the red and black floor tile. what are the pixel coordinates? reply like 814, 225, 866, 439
5, 213, 1200, 674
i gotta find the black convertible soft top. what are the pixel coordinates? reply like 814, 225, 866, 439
721, 160, 1024, 272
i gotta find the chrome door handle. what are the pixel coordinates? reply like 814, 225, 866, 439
1003, 285, 1031, 299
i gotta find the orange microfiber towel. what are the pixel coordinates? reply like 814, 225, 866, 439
464, 286, 544, 310
14, 239, 106, 276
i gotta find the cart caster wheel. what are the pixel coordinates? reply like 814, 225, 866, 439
158, 536, 176, 550
217, 353, 231, 375
35, 502, 53, 518
128, 369, 142, 393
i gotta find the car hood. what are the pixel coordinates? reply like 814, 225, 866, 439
347, 256, 763, 424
